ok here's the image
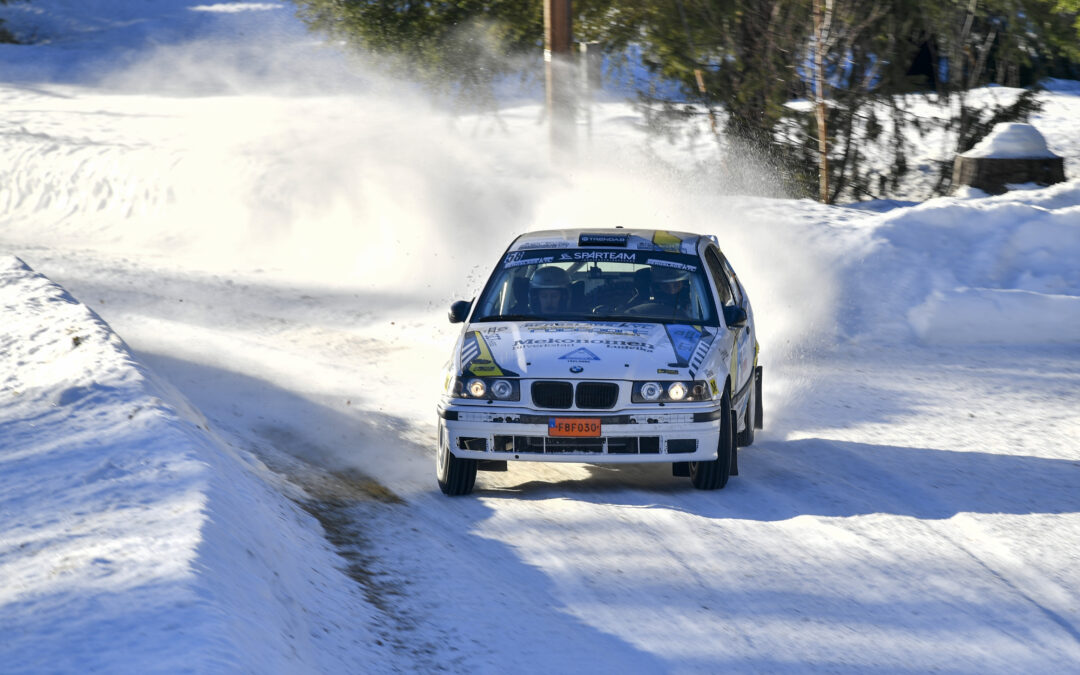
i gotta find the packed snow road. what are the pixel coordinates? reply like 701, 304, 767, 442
12, 238, 1080, 671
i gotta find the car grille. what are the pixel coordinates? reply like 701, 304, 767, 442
531, 380, 619, 410
531, 381, 573, 409
575, 382, 618, 409
493, 435, 661, 455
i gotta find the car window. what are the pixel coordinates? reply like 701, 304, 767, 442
703, 247, 736, 306
472, 248, 719, 325
719, 253, 743, 305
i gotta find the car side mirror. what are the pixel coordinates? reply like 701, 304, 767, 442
448, 299, 473, 324
723, 305, 747, 329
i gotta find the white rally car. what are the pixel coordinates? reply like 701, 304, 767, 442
437, 229, 762, 495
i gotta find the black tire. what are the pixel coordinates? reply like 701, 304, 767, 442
437, 423, 477, 496
737, 370, 756, 447
690, 390, 734, 490
729, 410, 739, 476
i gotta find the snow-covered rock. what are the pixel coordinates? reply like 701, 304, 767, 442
961, 123, 1060, 159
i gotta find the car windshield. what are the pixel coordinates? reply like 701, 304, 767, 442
471, 248, 719, 325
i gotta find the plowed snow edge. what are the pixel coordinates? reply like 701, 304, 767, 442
0, 255, 382, 673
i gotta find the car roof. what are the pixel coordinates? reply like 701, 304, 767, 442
509, 228, 714, 254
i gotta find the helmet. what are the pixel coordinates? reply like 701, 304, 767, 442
529, 266, 571, 311
529, 266, 571, 291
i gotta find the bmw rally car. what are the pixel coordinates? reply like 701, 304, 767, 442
437, 229, 762, 495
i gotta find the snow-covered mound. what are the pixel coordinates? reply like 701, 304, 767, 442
961, 122, 1060, 159
0, 256, 376, 673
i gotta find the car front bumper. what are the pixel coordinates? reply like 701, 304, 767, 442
438, 402, 724, 464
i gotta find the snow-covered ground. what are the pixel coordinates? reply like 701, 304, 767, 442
2, 1, 1079, 672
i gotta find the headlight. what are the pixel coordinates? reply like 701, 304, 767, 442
632, 380, 711, 403
490, 379, 514, 399
451, 377, 520, 401
467, 379, 487, 398
639, 382, 663, 401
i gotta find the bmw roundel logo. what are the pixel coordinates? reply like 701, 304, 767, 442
569, 365, 584, 373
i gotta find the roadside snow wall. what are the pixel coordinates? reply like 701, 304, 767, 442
0, 256, 375, 673
844, 180, 1080, 344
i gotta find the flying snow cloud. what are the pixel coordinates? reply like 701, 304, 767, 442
0, 0, 840, 360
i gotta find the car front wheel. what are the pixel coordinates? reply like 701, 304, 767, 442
437, 422, 477, 496
689, 390, 735, 490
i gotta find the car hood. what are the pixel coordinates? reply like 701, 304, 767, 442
458, 321, 719, 381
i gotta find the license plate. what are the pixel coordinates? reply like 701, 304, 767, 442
548, 418, 601, 437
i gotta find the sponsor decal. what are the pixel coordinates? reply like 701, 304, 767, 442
729, 350, 738, 395
461, 331, 518, 377
505, 248, 703, 269
652, 231, 684, 251
647, 258, 698, 272
709, 378, 719, 396
579, 233, 629, 246
657, 368, 679, 375
689, 330, 716, 371
516, 239, 573, 250
513, 337, 655, 353
559, 347, 601, 362
460, 333, 481, 365
523, 322, 654, 337
503, 253, 555, 269
666, 324, 704, 366
569, 250, 639, 263
479, 325, 508, 343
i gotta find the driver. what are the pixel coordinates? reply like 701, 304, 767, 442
529, 266, 571, 314
650, 266, 690, 310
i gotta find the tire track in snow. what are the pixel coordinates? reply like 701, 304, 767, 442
947, 513, 1080, 653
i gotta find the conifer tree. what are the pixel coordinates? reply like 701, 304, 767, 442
288, 0, 1079, 200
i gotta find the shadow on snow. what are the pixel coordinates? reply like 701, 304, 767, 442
478, 437, 1080, 521
132, 351, 669, 673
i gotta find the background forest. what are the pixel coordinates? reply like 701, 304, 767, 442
291, 0, 1080, 202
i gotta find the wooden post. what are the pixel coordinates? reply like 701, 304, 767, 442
813, 0, 830, 204
545, 0, 574, 156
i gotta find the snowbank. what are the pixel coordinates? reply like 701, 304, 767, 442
838, 179, 1080, 344
908, 287, 1080, 344
0, 256, 376, 673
